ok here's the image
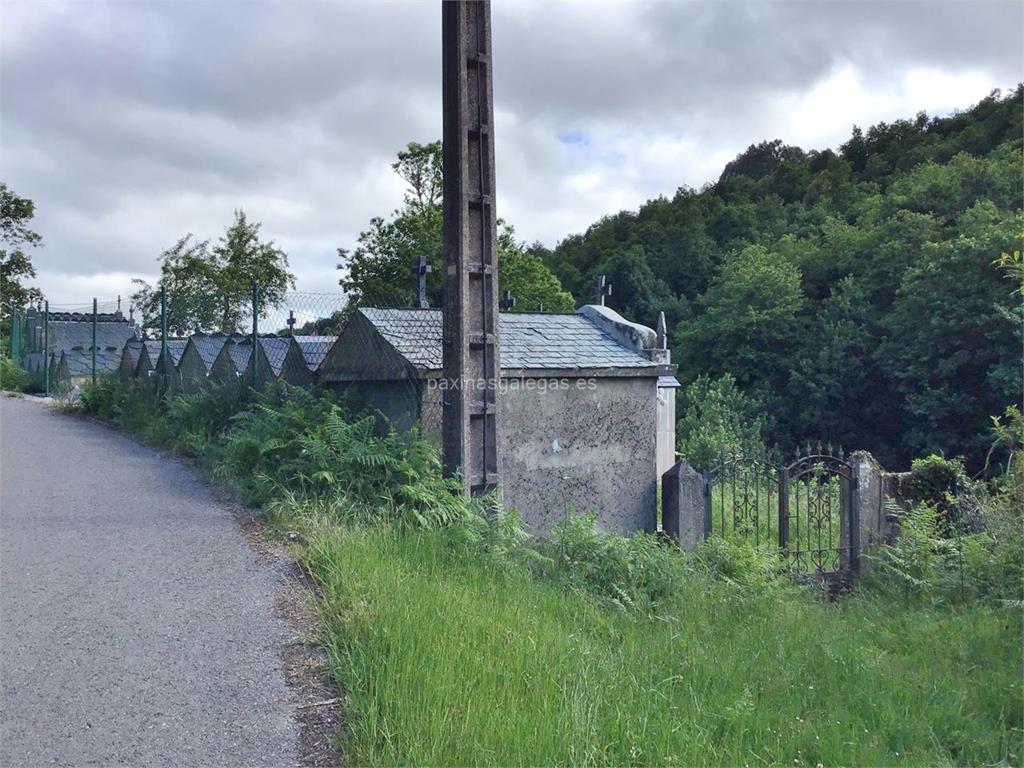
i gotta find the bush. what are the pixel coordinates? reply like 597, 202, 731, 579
867, 498, 1022, 606
676, 374, 767, 469
0, 356, 31, 392
539, 514, 686, 613
907, 454, 982, 534
691, 535, 789, 591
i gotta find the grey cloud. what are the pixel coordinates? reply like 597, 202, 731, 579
1, 0, 1020, 302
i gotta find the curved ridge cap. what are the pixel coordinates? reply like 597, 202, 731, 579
575, 304, 657, 353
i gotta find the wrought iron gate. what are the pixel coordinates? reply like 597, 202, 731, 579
702, 442, 860, 579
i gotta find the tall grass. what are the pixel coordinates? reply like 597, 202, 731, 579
75, 377, 1024, 766
299, 524, 1021, 767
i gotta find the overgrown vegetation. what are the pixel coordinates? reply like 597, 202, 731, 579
73, 376, 1022, 766
0, 355, 31, 392
534, 89, 1023, 470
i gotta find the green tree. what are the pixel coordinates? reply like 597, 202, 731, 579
788, 278, 878, 450
676, 244, 805, 400
132, 211, 295, 335
131, 235, 219, 335
212, 210, 295, 329
676, 374, 767, 469
879, 203, 1023, 465
339, 141, 574, 312
0, 183, 43, 309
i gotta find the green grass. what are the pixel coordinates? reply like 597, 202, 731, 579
73, 379, 1022, 766
298, 523, 1022, 767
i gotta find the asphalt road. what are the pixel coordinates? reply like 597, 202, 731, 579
0, 396, 299, 767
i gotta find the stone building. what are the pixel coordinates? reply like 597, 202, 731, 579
133, 339, 187, 391
209, 339, 252, 386
294, 336, 337, 382
21, 309, 139, 387
319, 305, 678, 535
242, 336, 312, 389
178, 334, 239, 391
119, 338, 145, 380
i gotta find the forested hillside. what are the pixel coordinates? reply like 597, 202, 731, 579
534, 87, 1023, 469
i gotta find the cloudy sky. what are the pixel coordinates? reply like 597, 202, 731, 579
2, 0, 1022, 305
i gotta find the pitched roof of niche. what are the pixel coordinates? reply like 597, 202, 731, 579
294, 335, 338, 372
358, 308, 661, 372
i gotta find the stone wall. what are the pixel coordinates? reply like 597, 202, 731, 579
499, 376, 659, 536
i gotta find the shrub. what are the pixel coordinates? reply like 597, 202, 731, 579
867, 498, 1022, 606
676, 374, 767, 470
907, 454, 982, 534
691, 535, 789, 591
541, 514, 686, 613
0, 356, 31, 393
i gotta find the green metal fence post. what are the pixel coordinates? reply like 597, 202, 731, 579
43, 300, 49, 396
10, 306, 21, 361
251, 281, 259, 390
160, 287, 168, 393
92, 297, 98, 386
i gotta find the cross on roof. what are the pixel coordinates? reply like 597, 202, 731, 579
410, 255, 432, 309
286, 310, 296, 333
499, 290, 516, 311
594, 274, 612, 306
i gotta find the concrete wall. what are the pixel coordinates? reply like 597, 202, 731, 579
326, 367, 662, 537
498, 376, 658, 536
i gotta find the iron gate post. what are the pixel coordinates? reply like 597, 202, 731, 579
778, 464, 789, 553
702, 474, 712, 539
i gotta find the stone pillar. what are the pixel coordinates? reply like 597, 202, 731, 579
441, 0, 502, 497
850, 451, 885, 552
662, 460, 709, 551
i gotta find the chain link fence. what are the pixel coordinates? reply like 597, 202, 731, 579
6, 286, 445, 440
8, 298, 129, 394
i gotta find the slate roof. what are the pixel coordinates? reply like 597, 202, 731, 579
359, 308, 660, 371
294, 335, 337, 372
228, 341, 252, 372
142, 339, 188, 367
122, 339, 144, 371
48, 319, 139, 376
257, 337, 293, 376
189, 335, 235, 372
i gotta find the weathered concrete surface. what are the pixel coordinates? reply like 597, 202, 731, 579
500, 376, 659, 536
662, 460, 708, 551
0, 396, 298, 767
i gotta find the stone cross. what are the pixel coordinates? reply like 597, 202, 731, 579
499, 290, 516, 311
594, 274, 612, 306
410, 254, 432, 309
286, 309, 296, 334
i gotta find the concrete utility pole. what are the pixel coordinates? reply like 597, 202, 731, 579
441, 0, 502, 496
